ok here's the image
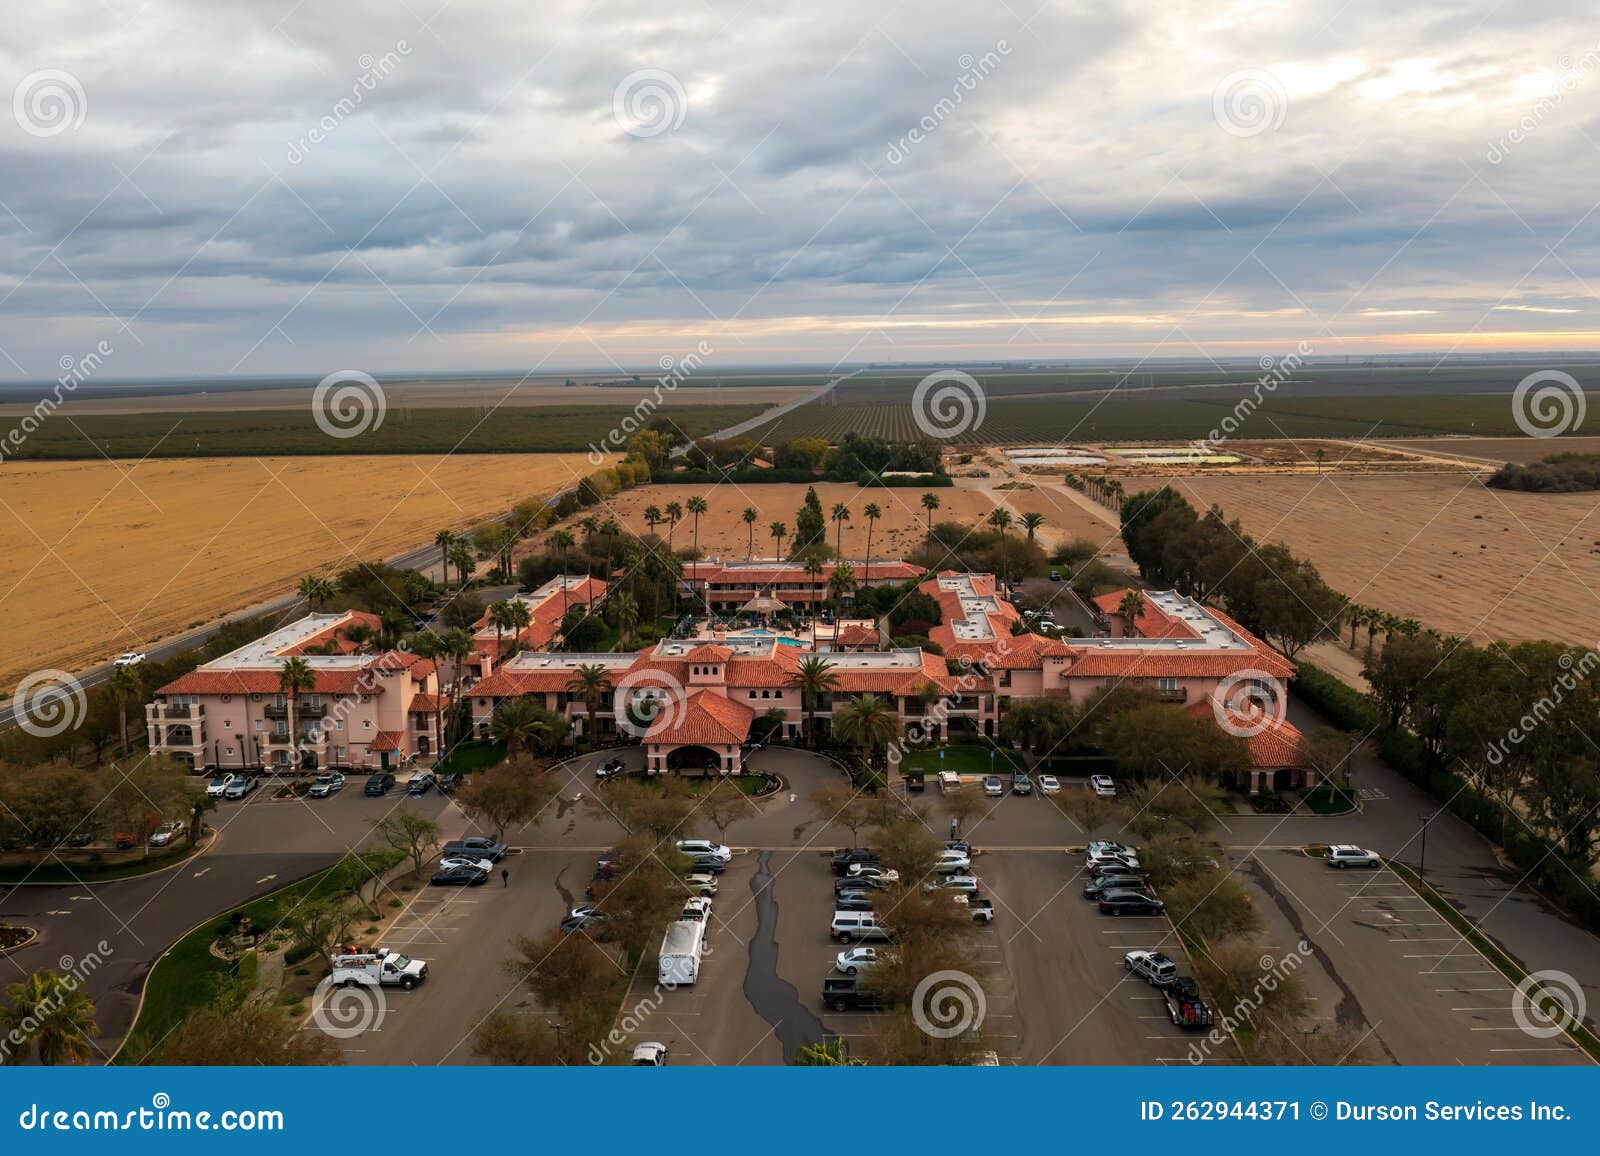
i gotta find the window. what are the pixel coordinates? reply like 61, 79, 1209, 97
220, 695, 231, 703
363, 720, 371, 729
223, 720, 231, 728
748, 691, 757, 699
1157, 678, 1178, 691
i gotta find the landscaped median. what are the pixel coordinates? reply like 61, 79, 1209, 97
1383, 857, 1600, 1064
0, 828, 214, 885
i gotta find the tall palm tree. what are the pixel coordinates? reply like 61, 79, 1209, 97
410, 630, 448, 758
341, 621, 376, 653
278, 657, 315, 773
862, 503, 881, 582
829, 561, 857, 606
489, 698, 550, 757
488, 600, 518, 660
611, 589, 639, 646
770, 520, 787, 559
786, 655, 839, 748
378, 606, 410, 649
832, 694, 902, 770
547, 529, 576, 575
987, 507, 1013, 582
686, 496, 708, 557
1, 969, 98, 1065
434, 529, 456, 586
448, 541, 475, 588
664, 501, 684, 554
1117, 590, 1147, 636
643, 505, 663, 540
441, 628, 475, 746
565, 663, 615, 750
830, 502, 851, 559
921, 491, 941, 536
1020, 512, 1045, 542
742, 506, 759, 559
108, 664, 141, 758
297, 575, 335, 610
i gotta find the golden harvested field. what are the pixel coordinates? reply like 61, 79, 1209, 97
1123, 472, 1600, 646
1380, 436, 1600, 467
543, 479, 1122, 562
0, 453, 600, 691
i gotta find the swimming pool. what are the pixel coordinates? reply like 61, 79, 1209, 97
729, 630, 806, 646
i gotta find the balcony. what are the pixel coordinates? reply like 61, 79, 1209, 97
148, 701, 203, 723
1154, 688, 1188, 703
263, 702, 327, 719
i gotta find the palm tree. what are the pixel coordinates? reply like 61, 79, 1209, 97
278, 656, 315, 773
987, 507, 1013, 582
832, 694, 903, 770
435, 529, 456, 586
1, 969, 97, 1065
686, 496, 708, 557
441, 628, 474, 745
770, 520, 787, 559
830, 502, 851, 559
341, 621, 376, 653
1020, 512, 1045, 542
410, 630, 448, 757
548, 529, 576, 575
108, 664, 141, 757
664, 501, 684, 554
829, 560, 857, 606
742, 506, 759, 559
565, 663, 615, 750
611, 589, 639, 646
643, 505, 663, 540
378, 606, 410, 650
448, 541, 475, 587
920, 491, 941, 536
862, 503, 881, 582
489, 698, 550, 757
297, 575, 335, 610
488, 600, 518, 661
786, 655, 839, 748
1117, 590, 1147, 636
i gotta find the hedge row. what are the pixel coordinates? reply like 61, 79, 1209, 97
661, 467, 953, 489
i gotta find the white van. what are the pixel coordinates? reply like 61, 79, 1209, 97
938, 771, 962, 794
658, 919, 706, 986
830, 911, 895, 944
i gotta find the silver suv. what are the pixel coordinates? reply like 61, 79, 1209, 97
1323, 844, 1381, 869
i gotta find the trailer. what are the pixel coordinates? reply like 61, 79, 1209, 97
658, 919, 706, 986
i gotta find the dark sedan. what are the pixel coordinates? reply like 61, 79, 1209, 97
430, 864, 488, 887
1098, 891, 1165, 915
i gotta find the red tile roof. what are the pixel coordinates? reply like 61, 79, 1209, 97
684, 561, 922, 584
157, 666, 388, 696
644, 690, 753, 746
365, 730, 406, 751
684, 643, 734, 662
833, 624, 880, 647
278, 612, 384, 656
1186, 702, 1305, 768
1092, 590, 1200, 640
408, 693, 446, 713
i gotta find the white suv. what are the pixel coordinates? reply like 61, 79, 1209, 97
1323, 844, 1381, 869
676, 839, 732, 862
1089, 775, 1116, 798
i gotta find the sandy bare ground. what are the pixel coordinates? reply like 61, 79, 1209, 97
1379, 436, 1600, 467
542, 480, 1121, 563
1122, 472, 1600, 646
0, 454, 598, 690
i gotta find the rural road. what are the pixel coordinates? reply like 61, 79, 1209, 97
669, 368, 860, 455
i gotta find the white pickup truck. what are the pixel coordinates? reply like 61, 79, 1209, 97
330, 947, 429, 990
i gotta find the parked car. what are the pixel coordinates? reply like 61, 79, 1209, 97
955, 895, 995, 923
405, 773, 435, 797
684, 873, 719, 897
822, 977, 884, 1012
829, 911, 894, 944
148, 821, 184, 847
1123, 949, 1179, 986
847, 863, 899, 883
1163, 977, 1215, 1029
435, 773, 460, 794
442, 836, 507, 861
686, 853, 727, 875
364, 772, 396, 797
1038, 774, 1061, 795
1049, 569, 1062, 582
222, 775, 258, 800
439, 855, 495, 873
114, 652, 146, 666
946, 840, 974, 855
596, 757, 625, 779
1087, 849, 1142, 871
1324, 844, 1382, 869
926, 874, 980, 895
831, 848, 879, 876
905, 772, 925, 793
681, 897, 714, 921
835, 947, 880, 976
1011, 773, 1033, 796
560, 909, 610, 933
1087, 840, 1138, 859
1088, 859, 1150, 881
676, 839, 732, 862
1099, 890, 1165, 916
933, 850, 972, 874
834, 890, 876, 911
307, 772, 345, 798
330, 947, 427, 991
430, 864, 488, 887
1089, 774, 1117, 798
631, 1042, 669, 1066
836, 876, 886, 895
206, 774, 238, 798
983, 776, 1004, 797
593, 856, 621, 881
1084, 875, 1154, 900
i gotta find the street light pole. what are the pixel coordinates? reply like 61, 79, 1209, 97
1418, 811, 1432, 882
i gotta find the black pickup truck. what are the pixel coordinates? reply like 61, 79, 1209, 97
823, 978, 884, 1013
831, 848, 879, 876
1162, 978, 1216, 1029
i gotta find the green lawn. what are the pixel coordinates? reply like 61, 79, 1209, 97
0, 836, 206, 885
1301, 786, 1357, 815
898, 743, 1020, 776
433, 740, 507, 776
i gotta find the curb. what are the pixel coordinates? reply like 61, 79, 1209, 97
0, 828, 220, 889
0, 925, 40, 957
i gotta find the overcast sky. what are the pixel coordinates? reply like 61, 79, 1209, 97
2, 0, 1598, 380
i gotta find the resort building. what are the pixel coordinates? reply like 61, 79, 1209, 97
679, 558, 923, 612
146, 610, 441, 773
468, 574, 607, 679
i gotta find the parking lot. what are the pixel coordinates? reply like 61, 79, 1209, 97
1233, 848, 1589, 1066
